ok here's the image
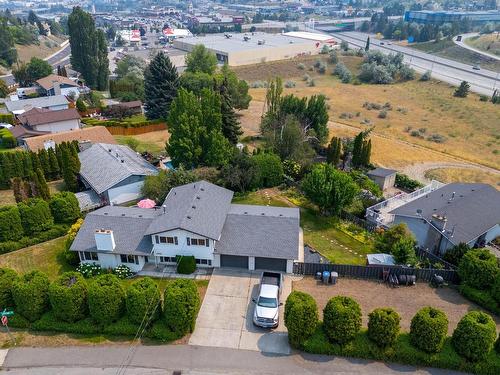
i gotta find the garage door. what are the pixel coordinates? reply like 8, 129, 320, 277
220, 254, 248, 268
255, 257, 287, 272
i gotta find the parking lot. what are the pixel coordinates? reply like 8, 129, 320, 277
189, 268, 291, 354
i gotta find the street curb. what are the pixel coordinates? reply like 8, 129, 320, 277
0, 349, 8, 368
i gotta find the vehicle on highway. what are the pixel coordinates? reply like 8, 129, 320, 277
473, 65, 481, 70
457, 35, 462, 42
380, 42, 385, 45
252, 271, 283, 328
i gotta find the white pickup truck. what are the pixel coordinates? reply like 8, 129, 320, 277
252, 271, 283, 328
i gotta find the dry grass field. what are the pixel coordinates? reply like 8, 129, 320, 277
235, 55, 500, 174
115, 129, 170, 156
15, 35, 67, 63
465, 33, 500, 57
425, 168, 500, 187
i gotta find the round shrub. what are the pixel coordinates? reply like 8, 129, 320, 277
48, 272, 88, 322
0, 206, 23, 242
410, 307, 448, 353
176, 255, 196, 275
452, 311, 497, 361
163, 279, 200, 335
458, 248, 499, 290
11, 270, 50, 322
49, 192, 81, 224
323, 296, 362, 345
368, 307, 401, 347
126, 277, 161, 325
0, 268, 18, 309
88, 274, 125, 325
17, 198, 54, 234
284, 291, 319, 348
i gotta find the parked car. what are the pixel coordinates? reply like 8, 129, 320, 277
472, 65, 481, 70
0, 123, 13, 129
252, 271, 283, 328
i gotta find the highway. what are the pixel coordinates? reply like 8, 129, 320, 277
330, 31, 500, 96
0, 42, 71, 87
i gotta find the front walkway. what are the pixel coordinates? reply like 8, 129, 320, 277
189, 268, 292, 354
137, 263, 211, 280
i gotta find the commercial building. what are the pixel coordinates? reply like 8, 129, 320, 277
173, 31, 336, 66
404, 10, 500, 25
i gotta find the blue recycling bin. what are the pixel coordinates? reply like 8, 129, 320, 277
322, 271, 330, 284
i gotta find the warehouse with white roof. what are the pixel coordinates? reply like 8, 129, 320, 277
173, 31, 336, 66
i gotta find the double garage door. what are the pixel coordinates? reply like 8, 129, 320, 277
220, 255, 287, 272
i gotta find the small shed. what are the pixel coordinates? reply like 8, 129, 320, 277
367, 167, 397, 191
366, 253, 396, 266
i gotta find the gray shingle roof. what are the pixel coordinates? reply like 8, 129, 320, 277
75, 190, 102, 212
390, 183, 500, 245
367, 167, 397, 178
145, 181, 233, 240
216, 204, 300, 260
4, 95, 69, 113
70, 206, 162, 255
79, 143, 158, 194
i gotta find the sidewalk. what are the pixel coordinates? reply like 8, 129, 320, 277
137, 263, 212, 280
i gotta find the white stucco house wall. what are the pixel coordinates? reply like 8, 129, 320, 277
71, 181, 301, 273
17, 107, 81, 133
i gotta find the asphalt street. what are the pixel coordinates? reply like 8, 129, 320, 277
330, 31, 500, 96
1, 345, 466, 375
453, 32, 500, 61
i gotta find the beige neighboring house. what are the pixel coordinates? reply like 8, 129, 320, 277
35, 74, 81, 98
17, 107, 81, 134
23, 126, 117, 152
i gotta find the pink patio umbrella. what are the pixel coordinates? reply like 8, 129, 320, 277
137, 199, 156, 209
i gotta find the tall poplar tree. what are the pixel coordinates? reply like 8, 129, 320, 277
218, 77, 242, 145
144, 52, 179, 120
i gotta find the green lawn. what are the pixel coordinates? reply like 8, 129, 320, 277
233, 189, 374, 265
0, 236, 72, 280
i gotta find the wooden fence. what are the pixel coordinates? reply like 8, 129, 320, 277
416, 247, 457, 270
293, 262, 459, 283
105, 123, 167, 135
340, 211, 377, 232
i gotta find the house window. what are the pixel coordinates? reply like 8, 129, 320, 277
158, 236, 178, 244
195, 259, 211, 266
188, 238, 207, 246
81, 251, 98, 261
159, 256, 176, 263
120, 254, 139, 264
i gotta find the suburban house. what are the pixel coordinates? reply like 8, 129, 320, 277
22, 126, 116, 152
35, 74, 81, 98
109, 100, 143, 115
367, 167, 397, 191
71, 181, 301, 273
367, 182, 500, 255
5, 95, 70, 115
18, 107, 80, 133
78, 143, 158, 206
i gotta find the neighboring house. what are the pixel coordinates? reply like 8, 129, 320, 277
22, 126, 116, 152
35, 74, 80, 98
367, 167, 397, 191
110, 100, 143, 115
386, 183, 500, 255
17, 107, 81, 133
78, 143, 158, 206
5, 95, 70, 115
71, 181, 301, 273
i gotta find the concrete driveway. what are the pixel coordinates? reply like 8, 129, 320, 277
189, 268, 292, 354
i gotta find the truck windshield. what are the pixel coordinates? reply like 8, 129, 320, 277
258, 297, 277, 308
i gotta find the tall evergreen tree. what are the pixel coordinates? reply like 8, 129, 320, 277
30, 152, 42, 177
61, 146, 78, 192
68, 7, 108, 89
327, 137, 342, 166
37, 149, 50, 177
144, 52, 179, 120
365, 36, 370, 52
47, 147, 60, 179
35, 168, 50, 200
351, 132, 364, 168
218, 77, 242, 145
362, 139, 372, 166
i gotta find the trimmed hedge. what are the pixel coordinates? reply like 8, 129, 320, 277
49, 192, 81, 224
48, 272, 88, 323
11, 270, 50, 322
176, 255, 196, 275
0, 267, 18, 308
0, 114, 15, 124
0, 206, 23, 242
368, 307, 401, 347
284, 291, 319, 348
452, 311, 497, 362
410, 307, 448, 353
126, 277, 161, 325
459, 284, 500, 315
82, 117, 163, 129
88, 274, 125, 325
17, 198, 54, 234
323, 296, 362, 345
303, 326, 500, 375
163, 279, 200, 335
458, 249, 499, 290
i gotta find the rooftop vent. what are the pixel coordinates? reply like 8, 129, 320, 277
196, 196, 200, 200
244, 211, 248, 214
138, 215, 142, 218
200, 188, 205, 191
187, 216, 191, 219
121, 213, 126, 216
104, 212, 108, 215
261, 213, 265, 215
192, 205, 196, 209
